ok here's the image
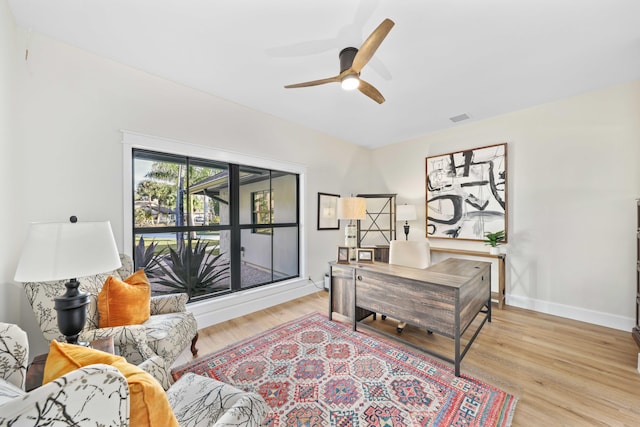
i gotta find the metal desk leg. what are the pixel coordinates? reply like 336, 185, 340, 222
328, 265, 334, 321
498, 256, 505, 309
352, 268, 357, 331
454, 332, 461, 377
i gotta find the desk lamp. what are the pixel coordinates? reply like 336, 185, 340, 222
396, 204, 417, 240
337, 196, 366, 260
14, 216, 121, 345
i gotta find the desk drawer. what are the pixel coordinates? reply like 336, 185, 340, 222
355, 269, 457, 337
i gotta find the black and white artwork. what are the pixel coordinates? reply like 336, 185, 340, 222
426, 143, 507, 241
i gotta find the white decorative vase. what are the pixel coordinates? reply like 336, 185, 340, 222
489, 246, 500, 255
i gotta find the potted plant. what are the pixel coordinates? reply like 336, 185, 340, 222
484, 230, 505, 254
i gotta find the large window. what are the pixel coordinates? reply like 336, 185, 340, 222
132, 149, 299, 302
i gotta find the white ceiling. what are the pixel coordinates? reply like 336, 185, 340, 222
8, 0, 640, 148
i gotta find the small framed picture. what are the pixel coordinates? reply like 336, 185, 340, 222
317, 192, 340, 230
337, 246, 350, 264
356, 248, 374, 264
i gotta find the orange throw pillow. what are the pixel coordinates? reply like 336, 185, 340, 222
43, 340, 178, 427
98, 269, 151, 328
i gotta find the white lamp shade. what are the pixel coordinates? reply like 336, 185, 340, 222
14, 221, 121, 282
396, 204, 417, 221
337, 197, 366, 220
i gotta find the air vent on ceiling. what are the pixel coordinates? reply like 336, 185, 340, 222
449, 113, 471, 123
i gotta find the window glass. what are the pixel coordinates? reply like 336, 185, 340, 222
272, 173, 298, 223
239, 166, 270, 225
240, 227, 273, 287
133, 231, 231, 299
133, 153, 186, 228
272, 226, 299, 278
188, 159, 229, 226
252, 190, 273, 234
132, 149, 299, 302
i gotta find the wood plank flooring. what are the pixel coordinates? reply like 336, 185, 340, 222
173, 291, 640, 426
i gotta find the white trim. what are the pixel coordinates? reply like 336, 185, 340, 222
120, 129, 309, 321
188, 278, 319, 328
507, 294, 635, 332
121, 130, 306, 173
122, 138, 134, 253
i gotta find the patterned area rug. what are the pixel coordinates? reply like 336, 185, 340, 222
172, 312, 517, 426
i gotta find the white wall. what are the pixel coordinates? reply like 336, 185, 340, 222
2, 21, 373, 354
372, 81, 640, 330
0, 0, 20, 323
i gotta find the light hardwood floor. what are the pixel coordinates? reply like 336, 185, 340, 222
173, 291, 640, 426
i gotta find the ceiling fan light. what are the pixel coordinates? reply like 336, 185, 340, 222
341, 75, 360, 91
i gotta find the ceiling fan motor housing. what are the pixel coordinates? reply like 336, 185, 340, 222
339, 47, 358, 73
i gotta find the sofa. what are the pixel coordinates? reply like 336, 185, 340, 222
23, 254, 198, 365
0, 322, 268, 427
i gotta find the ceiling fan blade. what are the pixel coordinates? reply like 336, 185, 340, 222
284, 75, 341, 88
351, 18, 394, 73
358, 79, 385, 104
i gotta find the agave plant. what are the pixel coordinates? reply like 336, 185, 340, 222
134, 236, 164, 274
150, 238, 230, 299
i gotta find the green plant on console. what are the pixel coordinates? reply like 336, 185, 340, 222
484, 230, 505, 247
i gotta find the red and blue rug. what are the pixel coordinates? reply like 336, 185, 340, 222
172, 312, 517, 426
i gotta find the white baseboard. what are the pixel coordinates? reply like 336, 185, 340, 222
507, 294, 635, 332
187, 285, 634, 335
187, 278, 319, 329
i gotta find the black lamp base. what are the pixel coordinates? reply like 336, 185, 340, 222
403, 222, 410, 240
54, 278, 89, 345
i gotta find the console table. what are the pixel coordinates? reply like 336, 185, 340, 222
430, 247, 506, 309
329, 258, 491, 376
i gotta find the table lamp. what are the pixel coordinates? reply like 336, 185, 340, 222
14, 216, 121, 345
396, 204, 417, 240
337, 196, 366, 260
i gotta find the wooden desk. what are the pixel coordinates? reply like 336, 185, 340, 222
329, 258, 491, 376
25, 337, 115, 391
431, 247, 506, 309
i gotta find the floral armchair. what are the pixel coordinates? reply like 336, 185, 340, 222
167, 372, 268, 427
23, 254, 198, 365
1, 323, 267, 427
0, 322, 129, 426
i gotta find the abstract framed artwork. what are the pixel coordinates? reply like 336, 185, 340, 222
425, 143, 507, 241
317, 192, 340, 230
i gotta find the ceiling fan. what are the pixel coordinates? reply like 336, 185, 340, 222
284, 18, 394, 104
